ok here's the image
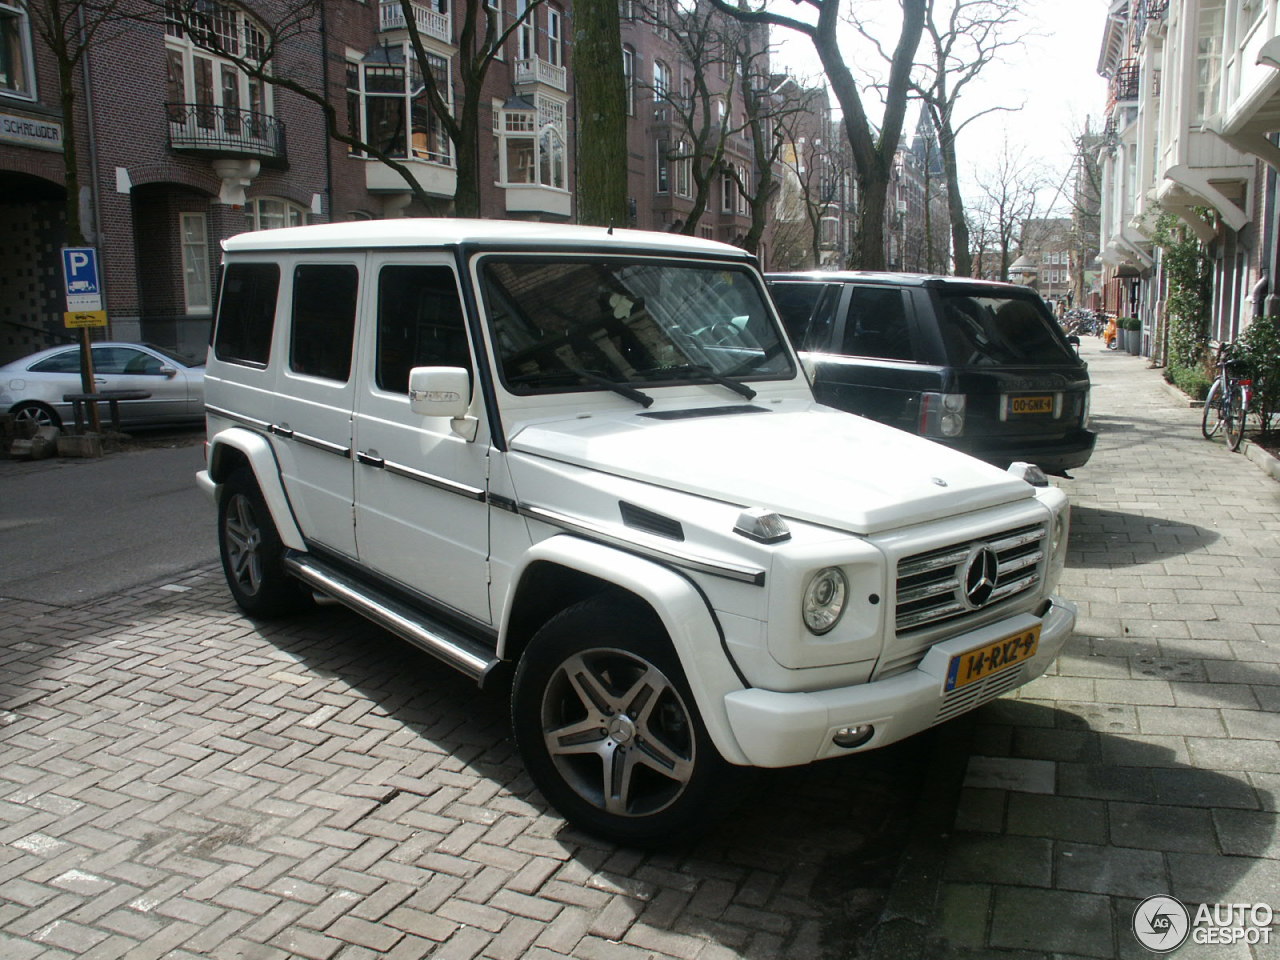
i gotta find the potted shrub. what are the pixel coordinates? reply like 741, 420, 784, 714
1121, 316, 1142, 354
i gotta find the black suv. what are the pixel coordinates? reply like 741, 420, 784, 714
766, 272, 1095, 475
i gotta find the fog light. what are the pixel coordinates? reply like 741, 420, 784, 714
832, 724, 875, 748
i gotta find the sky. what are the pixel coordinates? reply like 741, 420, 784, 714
771, 0, 1113, 216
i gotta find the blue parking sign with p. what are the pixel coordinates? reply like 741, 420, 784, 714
62, 247, 103, 312
63, 247, 99, 296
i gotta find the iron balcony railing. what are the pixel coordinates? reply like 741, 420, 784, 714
165, 103, 287, 164
1112, 61, 1140, 103
1142, 0, 1168, 21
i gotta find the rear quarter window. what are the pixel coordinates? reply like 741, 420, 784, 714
214, 263, 280, 367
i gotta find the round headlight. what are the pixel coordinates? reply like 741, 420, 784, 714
803, 566, 848, 635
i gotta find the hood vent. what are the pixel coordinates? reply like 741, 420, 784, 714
619, 502, 685, 541
639, 404, 769, 421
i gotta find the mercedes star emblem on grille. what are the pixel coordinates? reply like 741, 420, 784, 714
963, 547, 999, 608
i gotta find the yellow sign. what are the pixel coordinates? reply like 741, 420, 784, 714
64, 310, 107, 328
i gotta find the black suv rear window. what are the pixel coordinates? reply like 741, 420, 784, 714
936, 291, 1074, 366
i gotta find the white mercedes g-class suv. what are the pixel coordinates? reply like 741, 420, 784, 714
198, 219, 1075, 844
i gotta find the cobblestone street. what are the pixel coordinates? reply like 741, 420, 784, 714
1, 337, 1277, 959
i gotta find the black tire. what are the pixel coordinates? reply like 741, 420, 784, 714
1225, 383, 1247, 452
218, 469, 309, 617
511, 596, 735, 846
11, 401, 61, 431
1201, 380, 1223, 439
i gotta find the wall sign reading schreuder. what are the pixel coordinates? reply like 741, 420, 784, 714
0, 112, 64, 151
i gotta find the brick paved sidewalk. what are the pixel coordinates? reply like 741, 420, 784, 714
875, 338, 1279, 959
1, 337, 1276, 960
0, 563, 931, 958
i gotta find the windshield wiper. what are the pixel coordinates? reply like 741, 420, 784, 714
638, 363, 757, 400
509, 368, 653, 408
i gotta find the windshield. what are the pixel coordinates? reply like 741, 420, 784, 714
480, 257, 794, 397
936, 290, 1076, 366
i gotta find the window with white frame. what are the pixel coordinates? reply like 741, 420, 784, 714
517, 0, 535, 61
722, 167, 735, 212
653, 60, 669, 102
1, 1, 35, 99
546, 5, 562, 67
180, 213, 212, 315
496, 95, 567, 189
622, 46, 635, 115
346, 44, 452, 164
674, 139, 691, 197
164, 1, 271, 133
656, 138, 669, 193
1195, 0, 1225, 123
245, 197, 307, 231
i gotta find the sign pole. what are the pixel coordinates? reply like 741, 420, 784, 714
62, 247, 105, 433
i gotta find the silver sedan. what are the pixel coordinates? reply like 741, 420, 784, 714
0, 342, 206, 430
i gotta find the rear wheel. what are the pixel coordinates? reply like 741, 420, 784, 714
218, 470, 310, 617
512, 597, 735, 846
1201, 380, 1224, 439
11, 401, 61, 431
1225, 383, 1247, 452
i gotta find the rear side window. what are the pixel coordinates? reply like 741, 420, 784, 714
29, 350, 81, 373
290, 264, 358, 382
376, 265, 471, 394
768, 282, 842, 352
936, 292, 1075, 366
842, 286, 914, 361
215, 263, 280, 367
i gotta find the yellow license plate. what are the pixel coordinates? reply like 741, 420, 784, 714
1008, 395, 1054, 415
945, 625, 1041, 692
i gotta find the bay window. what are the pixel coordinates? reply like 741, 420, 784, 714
496, 95, 566, 189
347, 44, 452, 165
165, 1, 271, 133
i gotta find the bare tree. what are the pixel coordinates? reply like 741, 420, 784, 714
774, 113, 852, 269
709, 0, 926, 270
16, 0, 133, 406
857, 0, 1027, 276
974, 138, 1047, 280
162, 0, 541, 216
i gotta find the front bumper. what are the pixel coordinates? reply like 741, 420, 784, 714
723, 596, 1076, 768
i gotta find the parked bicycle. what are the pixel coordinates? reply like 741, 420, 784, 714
1201, 341, 1253, 451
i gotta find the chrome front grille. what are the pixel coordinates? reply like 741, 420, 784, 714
895, 523, 1046, 634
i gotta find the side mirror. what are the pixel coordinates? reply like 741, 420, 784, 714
1066, 335, 1080, 347
408, 366, 471, 419
160, 365, 178, 379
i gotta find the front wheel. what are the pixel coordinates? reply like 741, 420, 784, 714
1201, 380, 1224, 439
511, 597, 735, 846
1225, 383, 1247, 452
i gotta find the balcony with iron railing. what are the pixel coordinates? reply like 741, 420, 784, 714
379, 0, 451, 44
1111, 61, 1140, 104
513, 57, 567, 92
1142, 0, 1168, 21
165, 103, 286, 164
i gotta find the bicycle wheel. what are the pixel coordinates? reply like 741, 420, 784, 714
1225, 383, 1247, 451
1201, 380, 1224, 439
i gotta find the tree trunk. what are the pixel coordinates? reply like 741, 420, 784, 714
574, 0, 628, 226
937, 119, 971, 276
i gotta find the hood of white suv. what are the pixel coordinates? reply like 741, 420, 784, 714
508, 401, 1032, 536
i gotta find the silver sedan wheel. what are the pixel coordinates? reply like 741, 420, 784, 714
541, 648, 696, 817
222, 492, 264, 597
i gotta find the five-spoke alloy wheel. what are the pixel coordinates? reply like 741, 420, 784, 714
512, 597, 732, 845
217, 469, 309, 617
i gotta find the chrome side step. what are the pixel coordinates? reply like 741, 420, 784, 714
284, 552, 502, 685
